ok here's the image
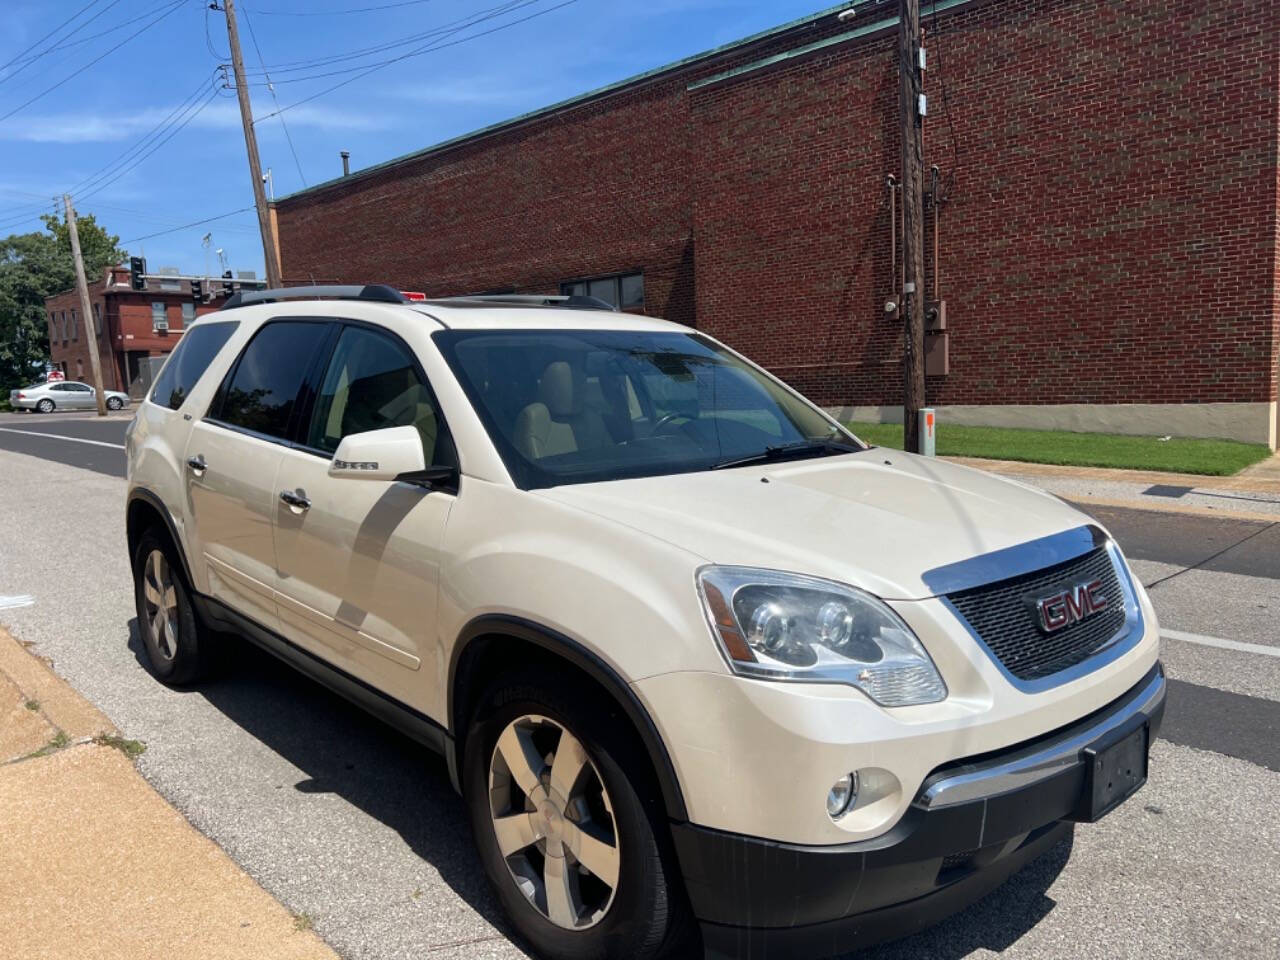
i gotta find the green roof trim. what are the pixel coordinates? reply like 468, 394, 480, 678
688, 0, 972, 92
275, 3, 862, 204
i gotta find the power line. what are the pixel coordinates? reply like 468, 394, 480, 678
0, 0, 125, 89
65, 72, 220, 201
0, 0, 107, 75
0, 0, 188, 122
238, 0, 531, 78
252, 0, 443, 15
254, 0, 576, 122
240, 2, 306, 186
75, 87, 223, 204
8, 0, 180, 69
120, 207, 256, 245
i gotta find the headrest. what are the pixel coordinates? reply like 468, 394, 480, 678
538, 361, 581, 417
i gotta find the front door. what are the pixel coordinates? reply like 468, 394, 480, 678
273, 323, 457, 713
60, 382, 95, 409
185, 319, 335, 631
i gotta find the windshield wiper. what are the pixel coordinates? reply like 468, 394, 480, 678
709, 438, 865, 471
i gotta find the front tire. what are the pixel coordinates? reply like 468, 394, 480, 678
464, 671, 689, 960
36, 398, 54, 413
132, 529, 209, 685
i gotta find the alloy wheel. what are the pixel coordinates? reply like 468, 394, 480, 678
488, 714, 621, 930
142, 549, 179, 660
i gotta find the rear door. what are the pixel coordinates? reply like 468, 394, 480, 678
185, 319, 335, 631
272, 322, 458, 713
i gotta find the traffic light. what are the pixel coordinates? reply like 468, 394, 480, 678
222, 270, 234, 298
129, 256, 146, 291
191, 278, 204, 303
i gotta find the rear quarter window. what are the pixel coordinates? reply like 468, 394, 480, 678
150, 321, 239, 411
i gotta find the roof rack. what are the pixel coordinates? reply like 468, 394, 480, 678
220, 283, 406, 310
431, 294, 619, 312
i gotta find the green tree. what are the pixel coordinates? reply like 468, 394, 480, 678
0, 212, 126, 394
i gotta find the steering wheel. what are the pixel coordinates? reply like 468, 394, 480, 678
652, 411, 693, 434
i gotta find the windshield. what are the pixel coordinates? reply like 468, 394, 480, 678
433, 329, 864, 488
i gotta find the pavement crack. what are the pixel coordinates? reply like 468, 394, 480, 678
1144, 520, 1278, 591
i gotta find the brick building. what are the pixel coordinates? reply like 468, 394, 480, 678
274, 0, 1280, 448
45, 266, 231, 394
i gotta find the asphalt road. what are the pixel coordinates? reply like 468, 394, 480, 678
0, 414, 1277, 959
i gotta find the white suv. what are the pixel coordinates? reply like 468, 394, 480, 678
125, 285, 1165, 960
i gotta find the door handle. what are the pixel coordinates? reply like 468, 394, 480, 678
186, 455, 207, 477
279, 488, 311, 512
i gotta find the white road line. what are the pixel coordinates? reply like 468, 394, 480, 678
0, 595, 35, 610
0, 426, 124, 450
1162, 629, 1280, 659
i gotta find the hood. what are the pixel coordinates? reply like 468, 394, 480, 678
537, 451, 1091, 600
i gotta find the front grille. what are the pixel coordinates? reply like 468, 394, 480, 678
947, 546, 1127, 682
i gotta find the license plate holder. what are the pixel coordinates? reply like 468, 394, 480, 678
1076, 720, 1148, 822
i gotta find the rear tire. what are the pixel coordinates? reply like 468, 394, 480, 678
132, 528, 209, 685
106, 396, 123, 411
463, 669, 691, 960
36, 398, 54, 413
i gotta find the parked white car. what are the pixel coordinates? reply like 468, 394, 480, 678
125, 285, 1164, 959
10, 380, 129, 412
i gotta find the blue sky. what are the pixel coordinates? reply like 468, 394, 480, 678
0, 0, 831, 278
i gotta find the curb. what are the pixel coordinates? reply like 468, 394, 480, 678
0, 628, 339, 960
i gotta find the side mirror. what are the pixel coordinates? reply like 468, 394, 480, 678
329, 425, 426, 482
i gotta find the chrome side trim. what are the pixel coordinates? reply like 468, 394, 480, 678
920, 524, 1107, 597
916, 666, 1165, 810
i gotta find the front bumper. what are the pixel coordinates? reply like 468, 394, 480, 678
673, 662, 1166, 959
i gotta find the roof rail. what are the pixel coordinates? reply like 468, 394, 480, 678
432, 294, 619, 312
220, 283, 406, 310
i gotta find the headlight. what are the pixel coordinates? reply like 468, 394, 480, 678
696, 566, 947, 707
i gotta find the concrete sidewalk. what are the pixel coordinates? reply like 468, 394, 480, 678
0, 628, 338, 960
951, 453, 1280, 522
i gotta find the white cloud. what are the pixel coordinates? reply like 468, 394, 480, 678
0, 100, 395, 143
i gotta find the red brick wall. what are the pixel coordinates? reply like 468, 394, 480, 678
276, 0, 1280, 409
693, 0, 1280, 406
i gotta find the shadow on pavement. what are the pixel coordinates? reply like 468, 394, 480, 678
126, 619, 523, 952
127, 619, 1070, 960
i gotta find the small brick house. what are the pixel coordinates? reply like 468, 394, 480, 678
45, 267, 231, 394
273, 0, 1280, 448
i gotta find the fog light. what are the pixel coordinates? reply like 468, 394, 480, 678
826, 772, 858, 819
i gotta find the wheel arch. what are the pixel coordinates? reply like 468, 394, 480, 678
126, 488, 194, 588
449, 614, 689, 823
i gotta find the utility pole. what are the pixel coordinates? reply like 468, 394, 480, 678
219, 0, 282, 288
898, 0, 926, 453
64, 195, 107, 417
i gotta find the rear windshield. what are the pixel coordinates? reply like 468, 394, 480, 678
433, 329, 860, 488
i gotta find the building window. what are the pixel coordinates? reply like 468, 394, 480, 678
76, 359, 84, 378
70, 309, 78, 340
60, 311, 68, 342
561, 272, 644, 311
152, 302, 168, 331
93, 303, 102, 336
48, 313, 55, 341
181, 302, 196, 325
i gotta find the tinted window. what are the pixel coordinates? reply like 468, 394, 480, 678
306, 326, 453, 464
65, 382, 91, 392
434, 329, 857, 488
216, 321, 330, 439
150, 321, 239, 411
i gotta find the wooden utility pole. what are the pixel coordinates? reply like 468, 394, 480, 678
221, 0, 282, 288
64, 195, 107, 417
898, 0, 926, 453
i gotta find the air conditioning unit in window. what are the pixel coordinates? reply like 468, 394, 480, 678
154, 319, 170, 333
